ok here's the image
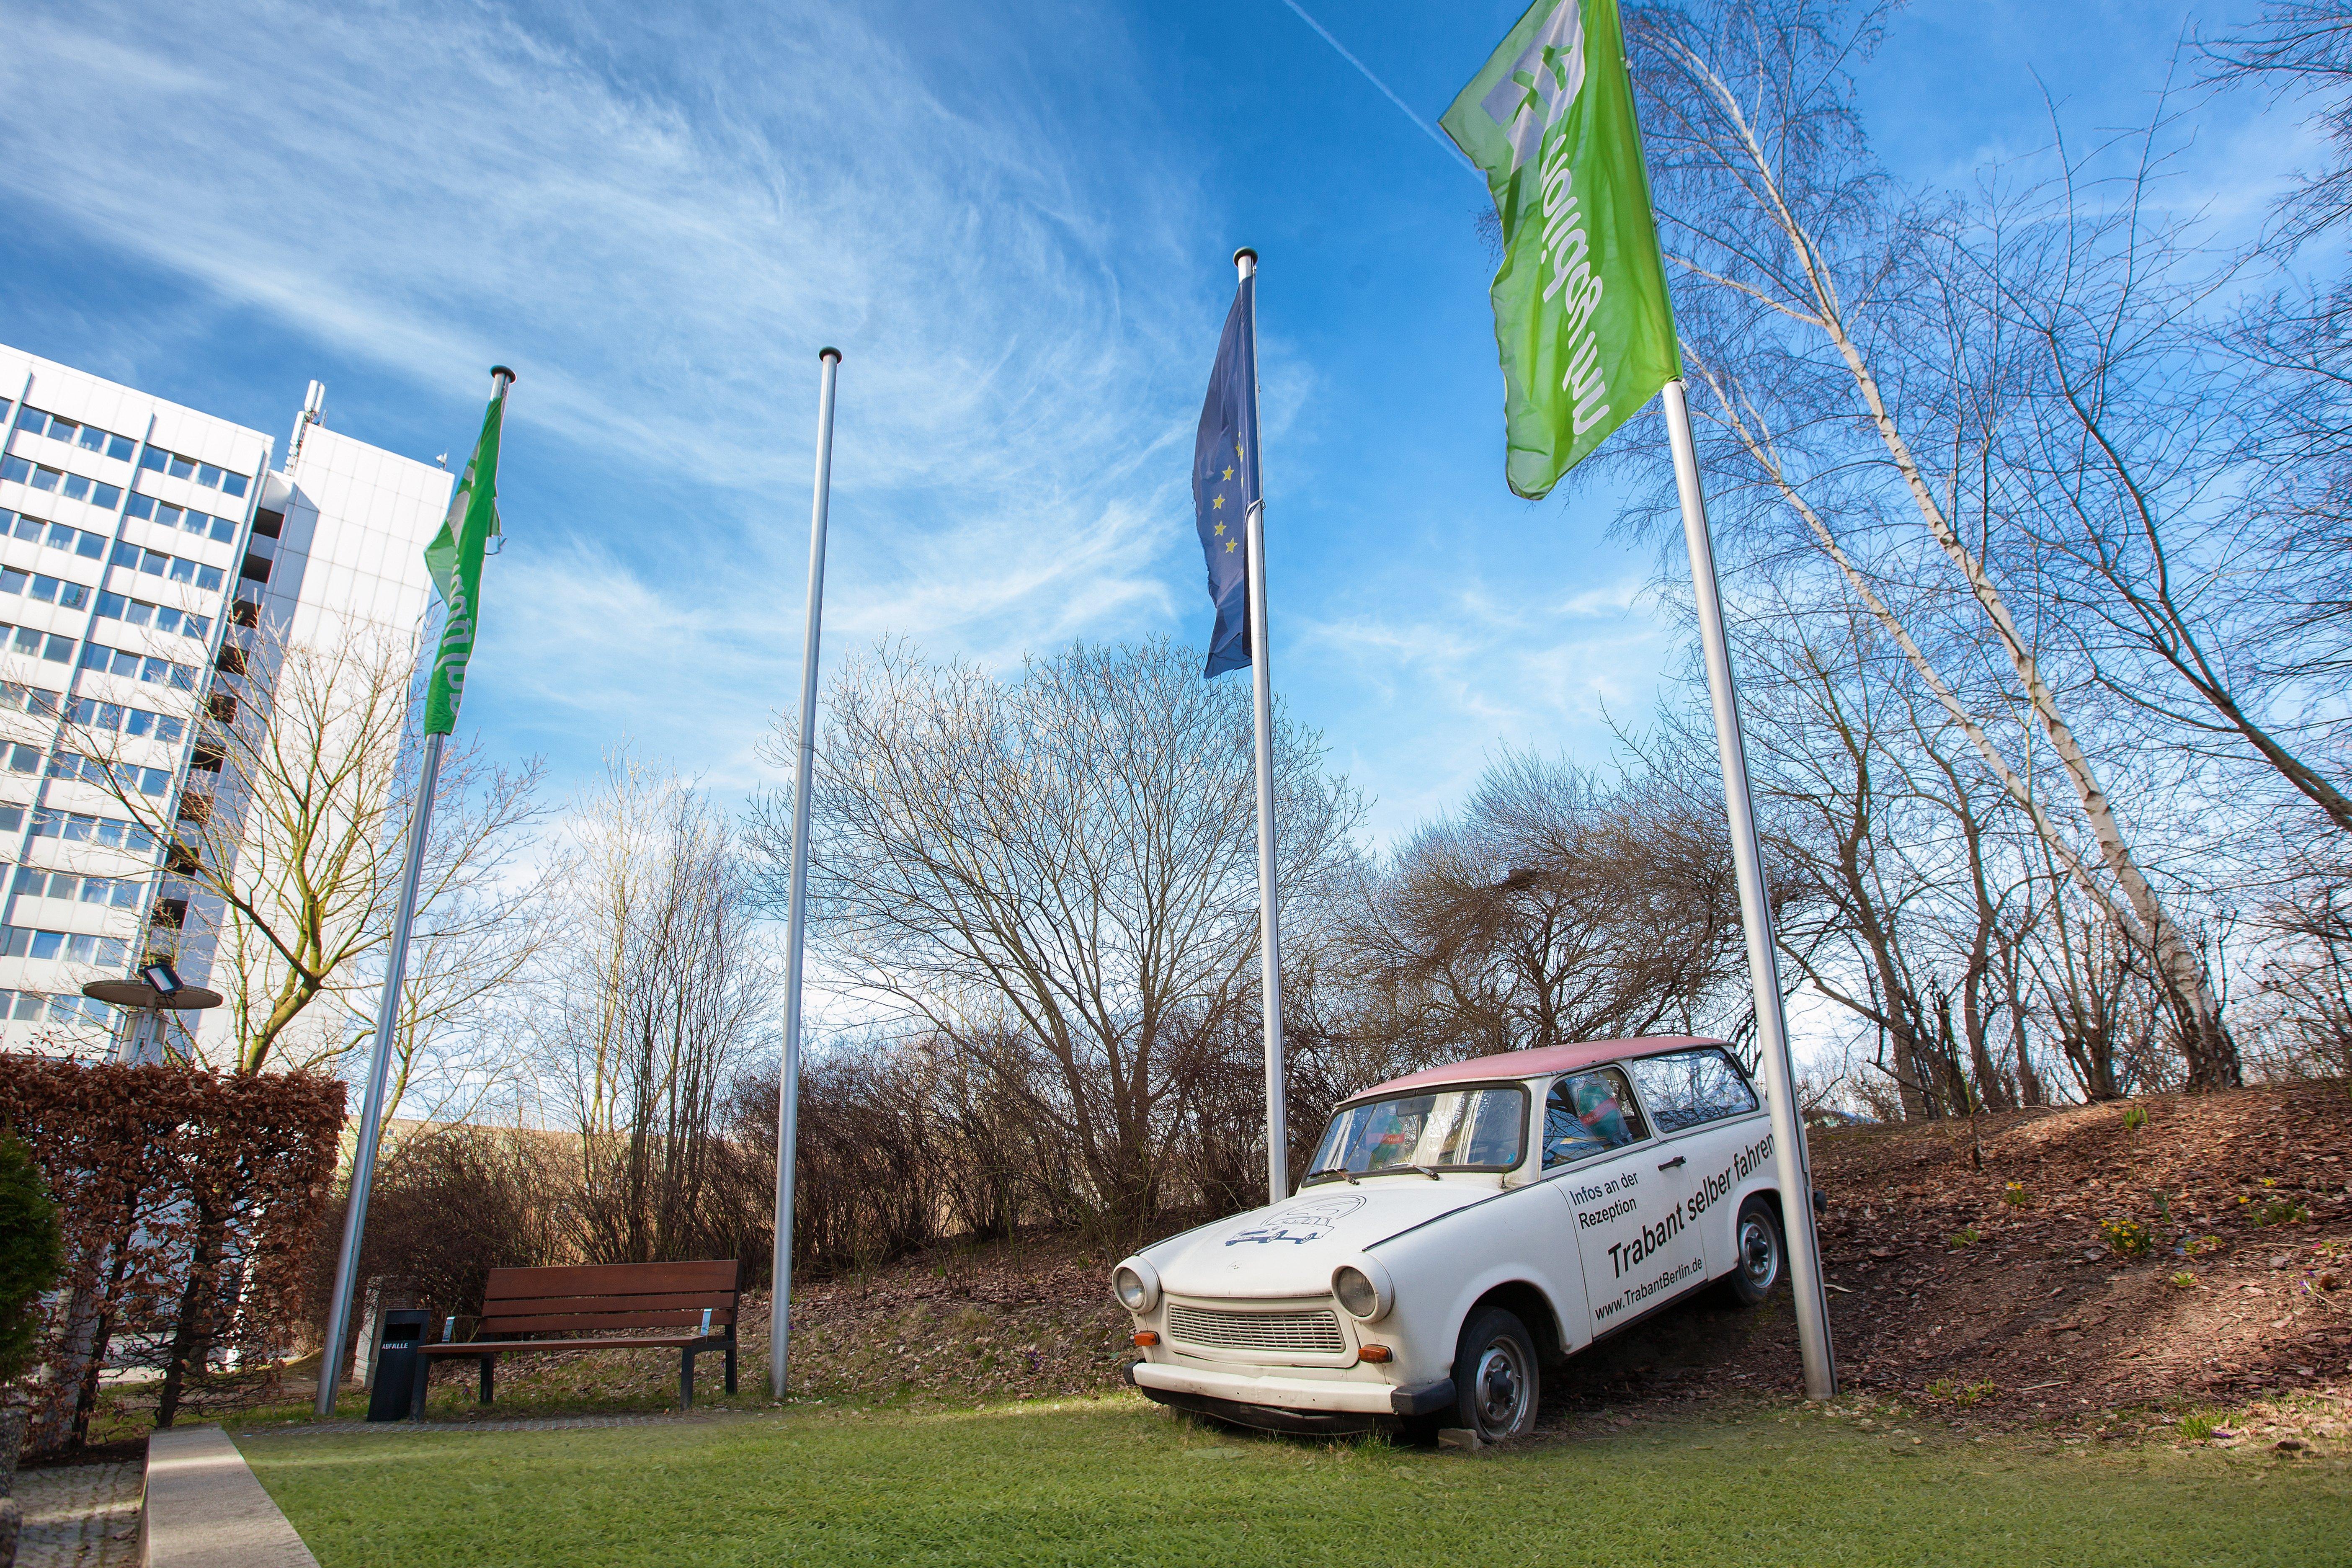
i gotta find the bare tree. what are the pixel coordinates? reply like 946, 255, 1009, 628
758, 637, 1365, 1231
534, 754, 775, 1264
67, 614, 540, 1075
337, 754, 556, 1135
1364, 750, 1746, 1060
2204, 3, 2352, 249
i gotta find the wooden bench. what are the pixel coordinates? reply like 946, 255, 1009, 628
411, 1260, 740, 1418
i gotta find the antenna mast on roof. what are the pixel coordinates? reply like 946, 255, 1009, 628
284, 379, 326, 472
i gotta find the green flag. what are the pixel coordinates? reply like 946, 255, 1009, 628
421, 380, 506, 735
1442, 0, 1681, 500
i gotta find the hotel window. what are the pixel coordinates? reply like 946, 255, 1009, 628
4, 627, 75, 663
95, 591, 209, 640
29, 807, 157, 853
124, 493, 240, 544
67, 696, 184, 743
0, 683, 62, 716
107, 541, 225, 593
10, 869, 143, 909
137, 445, 248, 498
1, 572, 92, 611
0, 927, 129, 967
14, 408, 137, 462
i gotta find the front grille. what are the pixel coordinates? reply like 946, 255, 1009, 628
1165, 1304, 1347, 1355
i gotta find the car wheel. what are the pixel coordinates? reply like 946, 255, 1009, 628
1723, 1196, 1784, 1308
1449, 1308, 1538, 1443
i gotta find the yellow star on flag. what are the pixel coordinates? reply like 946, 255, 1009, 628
1212, 495, 1223, 509
1222, 464, 1234, 481
1224, 539, 1237, 552
1214, 522, 1225, 536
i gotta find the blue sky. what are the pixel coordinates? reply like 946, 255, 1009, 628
0, 0, 2308, 848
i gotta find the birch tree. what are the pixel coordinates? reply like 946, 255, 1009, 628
1625, 0, 2239, 1085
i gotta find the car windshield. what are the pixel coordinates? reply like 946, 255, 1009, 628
1304, 1086, 1528, 1181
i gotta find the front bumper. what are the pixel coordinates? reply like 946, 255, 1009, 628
1129, 1359, 1452, 1419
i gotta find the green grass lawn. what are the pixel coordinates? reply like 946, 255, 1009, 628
239, 1395, 2352, 1568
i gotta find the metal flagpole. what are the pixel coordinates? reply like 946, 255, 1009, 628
317, 366, 511, 1417
1234, 248, 1289, 1206
772, 347, 840, 1399
1661, 377, 1837, 1400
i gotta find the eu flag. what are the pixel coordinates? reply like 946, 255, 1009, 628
1194, 270, 1261, 679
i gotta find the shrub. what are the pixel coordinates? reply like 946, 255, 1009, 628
307, 1125, 568, 1344
2121, 1104, 2149, 1131
2001, 1181, 2031, 1208
0, 1130, 61, 1384
1946, 1228, 1982, 1249
2170, 1271, 2196, 1289
2099, 1218, 2154, 1258
0, 1058, 343, 1451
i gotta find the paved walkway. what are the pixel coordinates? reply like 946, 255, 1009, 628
15, 1462, 141, 1568
142, 1426, 316, 1568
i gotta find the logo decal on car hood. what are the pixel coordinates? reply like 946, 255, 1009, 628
1224, 1194, 1367, 1246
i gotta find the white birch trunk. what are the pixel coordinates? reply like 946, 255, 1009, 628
1669, 50, 2236, 1085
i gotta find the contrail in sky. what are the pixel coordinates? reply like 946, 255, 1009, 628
1277, 0, 1488, 181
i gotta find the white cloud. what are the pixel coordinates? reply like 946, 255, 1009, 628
0, 0, 1222, 790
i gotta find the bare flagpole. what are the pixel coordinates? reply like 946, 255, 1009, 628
317, 366, 513, 1418
1235, 248, 1289, 1205
1661, 377, 1837, 1400
772, 347, 840, 1399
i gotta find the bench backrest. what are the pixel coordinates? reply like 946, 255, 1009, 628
479, 1260, 740, 1338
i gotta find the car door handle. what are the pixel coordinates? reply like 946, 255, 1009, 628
1657, 1156, 1686, 1171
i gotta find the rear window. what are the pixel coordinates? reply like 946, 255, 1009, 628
1627, 1047, 1758, 1134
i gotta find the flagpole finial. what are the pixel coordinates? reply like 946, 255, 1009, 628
1233, 247, 1258, 270
490, 365, 517, 390
819, 347, 842, 363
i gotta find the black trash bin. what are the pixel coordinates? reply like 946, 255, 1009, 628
366, 1309, 435, 1422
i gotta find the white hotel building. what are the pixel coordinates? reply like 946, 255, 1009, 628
0, 343, 452, 1059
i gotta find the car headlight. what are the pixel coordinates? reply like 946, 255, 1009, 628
1111, 1258, 1160, 1314
1331, 1257, 1393, 1321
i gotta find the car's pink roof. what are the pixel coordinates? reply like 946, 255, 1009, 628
1347, 1036, 1729, 1103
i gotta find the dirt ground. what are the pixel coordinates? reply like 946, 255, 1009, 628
111, 1079, 2344, 1451
1545, 1081, 2352, 1432
587, 1081, 2347, 1438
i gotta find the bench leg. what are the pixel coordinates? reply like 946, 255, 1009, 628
725, 1330, 737, 1395
680, 1347, 695, 1411
479, 1356, 495, 1405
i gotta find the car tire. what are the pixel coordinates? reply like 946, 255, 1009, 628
1723, 1196, 1784, 1308
1447, 1307, 1539, 1444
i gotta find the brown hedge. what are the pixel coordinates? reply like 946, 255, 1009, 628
0, 1057, 344, 1452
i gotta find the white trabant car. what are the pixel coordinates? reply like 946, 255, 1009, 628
1113, 1035, 1786, 1442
